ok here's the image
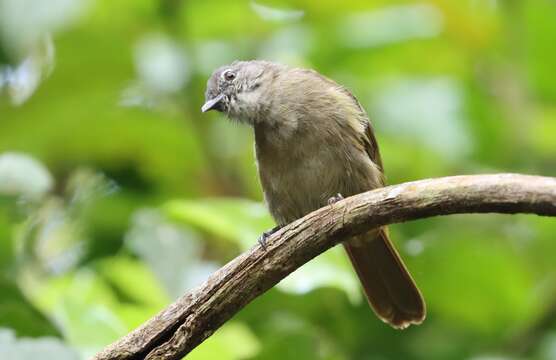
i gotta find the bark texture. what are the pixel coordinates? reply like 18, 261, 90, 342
92, 174, 556, 360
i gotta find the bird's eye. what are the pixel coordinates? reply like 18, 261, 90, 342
223, 70, 236, 81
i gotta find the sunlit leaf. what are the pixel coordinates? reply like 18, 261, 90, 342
0, 152, 53, 199
164, 198, 274, 250
188, 322, 261, 360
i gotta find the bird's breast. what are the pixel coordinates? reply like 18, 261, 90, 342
254, 128, 351, 225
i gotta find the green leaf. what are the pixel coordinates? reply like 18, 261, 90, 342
0, 276, 60, 338
277, 246, 362, 304
164, 198, 361, 302
188, 322, 261, 360
95, 256, 168, 309
164, 198, 274, 249
418, 222, 538, 335
30, 256, 168, 358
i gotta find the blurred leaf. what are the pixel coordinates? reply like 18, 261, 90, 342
372, 77, 471, 161
0, 276, 60, 338
0, 328, 78, 360
189, 322, 261, 360
0, 152, 53, 199
31, 256, 167, 358
251, 2, 305, 23
164, 198, 274, 249
419, 221, 538, 336
528, 108, 556, 167
95, 256, 168, 309
523, 0, 556, 101
336, 4, 443, 48
165, 198, 361, 301
0, 199, 16, 270
125, 208, 219, 298
278, 246, 361, 304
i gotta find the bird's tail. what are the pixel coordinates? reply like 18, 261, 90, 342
343, 228, 426, 329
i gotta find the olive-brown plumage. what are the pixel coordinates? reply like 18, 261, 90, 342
202, 60, 426, 329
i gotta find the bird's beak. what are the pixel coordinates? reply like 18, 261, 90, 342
201, 93, 225, 113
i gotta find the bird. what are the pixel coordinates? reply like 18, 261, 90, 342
202, 60, 425, 329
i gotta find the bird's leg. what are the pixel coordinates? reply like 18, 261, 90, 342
258, 225, 282, 250
328, 193, 344, 205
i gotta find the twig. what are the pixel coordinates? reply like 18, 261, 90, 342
92, 174, 556, 360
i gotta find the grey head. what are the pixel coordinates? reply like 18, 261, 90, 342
202, 60, 284, 124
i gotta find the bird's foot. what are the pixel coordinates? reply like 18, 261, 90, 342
328, 193, 344, 205
258, 225, 282, 250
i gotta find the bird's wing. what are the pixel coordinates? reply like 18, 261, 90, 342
298, 68, 385, 181
338, 85, 385, 182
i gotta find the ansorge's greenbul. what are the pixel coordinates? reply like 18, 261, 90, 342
202, 60, 425, 329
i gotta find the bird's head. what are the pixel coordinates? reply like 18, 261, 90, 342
202, 60, 283, 124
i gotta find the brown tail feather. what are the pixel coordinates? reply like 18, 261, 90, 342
343, 228, 426, 329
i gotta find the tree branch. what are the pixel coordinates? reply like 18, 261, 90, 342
92, 174, 556, 360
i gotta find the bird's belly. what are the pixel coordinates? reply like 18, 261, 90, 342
258, 153, 346, 225
254, 123, 384, 226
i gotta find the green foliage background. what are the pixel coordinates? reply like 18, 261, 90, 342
1, 0, 555, 359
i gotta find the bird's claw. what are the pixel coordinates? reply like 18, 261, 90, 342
257, 232, 269, 250
328, 193, 344, 205
257, 225, 281, 250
